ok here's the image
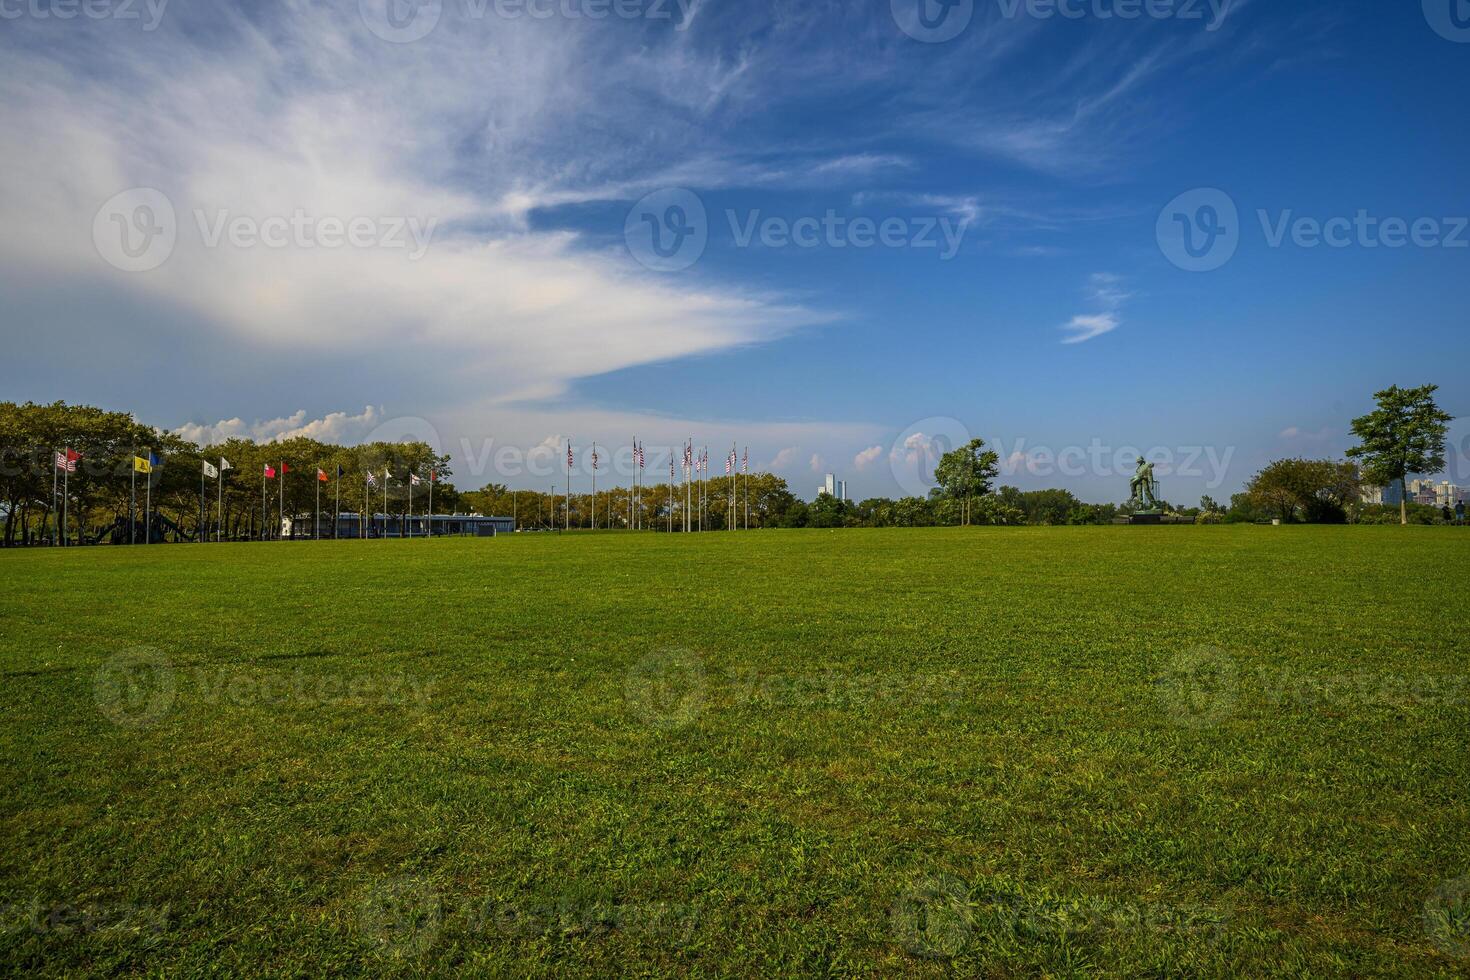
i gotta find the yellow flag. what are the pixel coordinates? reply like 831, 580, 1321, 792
133, 456, 152, 474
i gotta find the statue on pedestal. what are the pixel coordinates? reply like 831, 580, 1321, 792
1128, 457, 1160, 511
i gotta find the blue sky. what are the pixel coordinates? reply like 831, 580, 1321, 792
2, 0, 1467, 501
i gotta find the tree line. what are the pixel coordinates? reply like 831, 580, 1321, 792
1, 384, 1456, 545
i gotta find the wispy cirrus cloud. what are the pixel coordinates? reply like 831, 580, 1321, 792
1061, 273, 1130, 344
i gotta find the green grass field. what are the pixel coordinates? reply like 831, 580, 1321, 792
2, 527, 1468, 976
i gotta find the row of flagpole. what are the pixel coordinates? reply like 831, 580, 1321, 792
52, 448, 443, 543
559, 439, 752, 532
45, 439, 755, 543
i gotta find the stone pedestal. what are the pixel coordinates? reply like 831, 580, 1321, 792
1129, 512, 1164, 525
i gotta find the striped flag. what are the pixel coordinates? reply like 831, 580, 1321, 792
55, 449, 80, 473
743, 447, 748, 473
567, 443, 574, 469
592, 447, 599, 470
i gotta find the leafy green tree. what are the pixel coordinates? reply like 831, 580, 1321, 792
1347, 384, 1454, 526
1246, 458, 1361, 524
932, 439, 999, 525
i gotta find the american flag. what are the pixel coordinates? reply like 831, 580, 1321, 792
567, 443, 574, 469
637, 443, 644, 469
726, 451, 732, 475
592, 447, 599, 470
743, 448, 748, 473
54, 448, 80, 473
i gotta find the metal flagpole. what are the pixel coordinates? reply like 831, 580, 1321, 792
217, 462, 224, 543
591, 444, 597, 531
144, 458, 151, 545
279, 463, 285, 541
408, 473, 414, 539
428, 470, 433, 539
62, 448, 69, 547
383, 468, 389, 539
565, 442, 571, 532
262, 467, 267, 542
131, 458, 137, 545
335, 468, 341, 540
685, 441, 691, 533
315, 470, 321, 541
51, 450, 59, 546
668, 457, 674, 533
744, 448, 749, 530
363, 475, 369, 539
201, 464, 206, 543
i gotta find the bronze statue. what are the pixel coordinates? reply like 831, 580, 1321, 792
1128, 457, 1159, 510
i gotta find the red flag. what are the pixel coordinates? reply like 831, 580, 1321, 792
318, 469, 329, 482
264, 465, 276, 478
280, 463, 290, 474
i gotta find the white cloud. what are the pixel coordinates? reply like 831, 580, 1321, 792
176, 407, 384, 446
1061, 313, 1120, 345
1088, 272, 1132, 308
809, 454, 827, 473
0, 2, 836, 418
769, 446, 800, 470
1061, 272, 1128, 344
854, 445, 884, 470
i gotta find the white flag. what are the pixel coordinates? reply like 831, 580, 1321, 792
411, 474, 422, 486
220, 457, 233, 471
203, 461, 219, 479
